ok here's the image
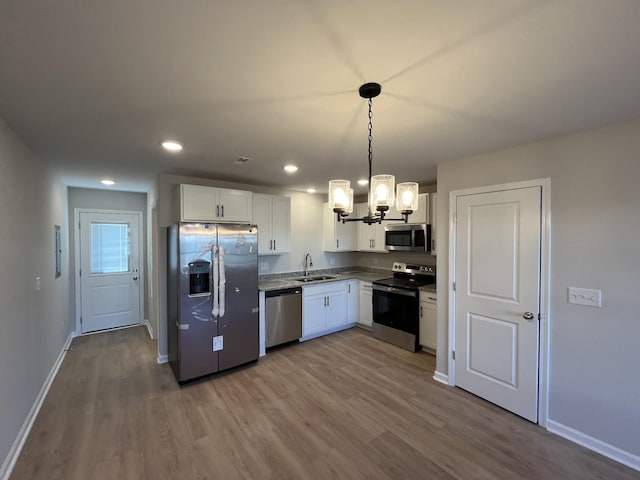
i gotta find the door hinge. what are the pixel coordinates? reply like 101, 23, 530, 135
452, 282, 456, 291
538, 313, 541, 321
79, 269, 81, 277
80, 316, 83, 325
452, 350, 455, 360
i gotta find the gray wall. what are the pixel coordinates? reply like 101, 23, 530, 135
0, 118, 72, 473
67, 187, 149, 324
436, 119, 640, 458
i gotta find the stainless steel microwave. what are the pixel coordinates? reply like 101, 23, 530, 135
384, 223, 431, 252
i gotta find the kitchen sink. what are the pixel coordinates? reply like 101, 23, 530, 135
294, 275, 338, 283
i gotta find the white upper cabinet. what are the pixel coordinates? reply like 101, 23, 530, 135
387, 193, 429, 224
323, 203, 356, 252
252, 193, 291, 255
356, 203, 387, 253
180, 184, 253, 223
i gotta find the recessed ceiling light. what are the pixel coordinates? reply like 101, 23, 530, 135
101, 179, 115, 186
283, 164, 298, 173
306, 188, 317, 194
357, 179, 369, 186
161, 140, 183, 152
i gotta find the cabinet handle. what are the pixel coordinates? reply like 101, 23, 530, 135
348, 284, 351, 294
336, 239, 339, 249
273, 239, 276, 250
269, 239, 273, 250
420, 306, 423, 317
221, 205, 224, 217
372, 239, 375, 248
216, 205, 220, 217
324, 296, 327, 307
431, 239, 435, 251
327, 296, 330, 306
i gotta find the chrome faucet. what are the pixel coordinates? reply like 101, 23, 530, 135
304, 253, 313, 276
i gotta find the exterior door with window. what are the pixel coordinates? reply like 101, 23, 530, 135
79, 211, 141, 333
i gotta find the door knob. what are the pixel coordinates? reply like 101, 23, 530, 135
133, 276, 139, 280
523, 312, 535, 320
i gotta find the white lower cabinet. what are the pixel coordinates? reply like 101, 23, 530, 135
358, 281, 373, 327
302, 281, 354, 340
346, 280, 358, 324
419, 291, 437, 351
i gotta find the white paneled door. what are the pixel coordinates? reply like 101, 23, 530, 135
454, 186, 541, 422
79, 211, 141, 333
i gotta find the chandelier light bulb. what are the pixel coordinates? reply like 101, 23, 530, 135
396, 182, 419, 212
328, 179, 351, 212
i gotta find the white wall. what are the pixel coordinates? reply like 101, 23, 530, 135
436, 119, 640, 459
0, 118, 72, 473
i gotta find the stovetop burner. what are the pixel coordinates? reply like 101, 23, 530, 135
373, 262, 436, 291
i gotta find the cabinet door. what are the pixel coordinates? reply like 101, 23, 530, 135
303, 294, 326, 336
325, 289, 347, 329
387, 193, 428, 224
419, 297, 437, 350
358, 282, 373, 327
181, 185, 218, 221
252, 193, 273, 255
371, 223, 387, 252
271, 195, 291, 254
346, 280, 358, 324
323, 203, 356, 252
218, 189, 253, 222
356, 203, 371, 251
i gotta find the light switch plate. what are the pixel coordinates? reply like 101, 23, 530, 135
568, 287, 602, 307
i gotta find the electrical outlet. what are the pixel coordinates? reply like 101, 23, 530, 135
260, 261, 269, 272
35, 277, 41, 291
330, 257, 335, 266
568, 287, 602, 308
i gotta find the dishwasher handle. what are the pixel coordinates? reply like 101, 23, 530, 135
265, 287, 302, 298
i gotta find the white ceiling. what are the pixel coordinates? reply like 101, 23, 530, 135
2, 0, 640, 193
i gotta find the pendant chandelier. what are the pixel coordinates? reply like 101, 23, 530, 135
329, 82, 418, 224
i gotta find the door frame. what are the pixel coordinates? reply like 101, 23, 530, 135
448, 178, 551, 426
74, 208, 145, 335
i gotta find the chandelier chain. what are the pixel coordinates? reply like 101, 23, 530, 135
368, 98, 373, 175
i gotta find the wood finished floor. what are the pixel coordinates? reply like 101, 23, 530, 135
11, 326, 639, 480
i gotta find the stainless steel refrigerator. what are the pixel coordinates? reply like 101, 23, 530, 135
167, 222, 259, 382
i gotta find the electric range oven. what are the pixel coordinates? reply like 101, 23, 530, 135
372, 262, 435, 352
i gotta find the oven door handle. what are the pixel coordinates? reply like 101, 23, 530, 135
372, 284, 417, 297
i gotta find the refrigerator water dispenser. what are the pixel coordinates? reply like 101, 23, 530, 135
188, 260, 210, 296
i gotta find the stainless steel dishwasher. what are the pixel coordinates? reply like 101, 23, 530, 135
265, 287, 302, 348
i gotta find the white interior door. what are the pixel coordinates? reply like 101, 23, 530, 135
454, 186, 541, 422
79, 211, 141, 333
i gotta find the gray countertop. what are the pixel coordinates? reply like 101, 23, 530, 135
259, 270, 438, 294
259, 270, 389, 292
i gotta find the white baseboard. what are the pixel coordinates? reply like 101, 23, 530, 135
432, 370, 449, 385
157, 354, 168, 364
143, 318, 154, 339
547, 419, 640, 472
0, 333, 73, 480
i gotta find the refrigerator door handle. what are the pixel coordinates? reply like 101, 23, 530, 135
212, 246, 219, 316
